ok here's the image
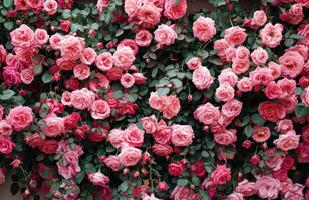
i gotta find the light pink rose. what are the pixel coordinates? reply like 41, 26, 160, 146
218, 68, 238, 86
237, 77, 253, 92
80, 47, 96, 65
124, 124, 145, 147
279, 51, 304, 78
275, 119, 294, 134
252, 10, 267, 27
232, 59, 250, 74
249, 67, 273, 86
70, 88, 95, 110
164, 0, 187, 20
135, 30, 153, 47
192, 67, 214, 90
192, 16, 216, 42
215, 83, 235, 102
267, 61, 282, 80
113, 46, 135, 69
142, 193, 161, 200
154, 24, 177, 48
224, 26, 247, 45
60, 37, 84, 61
0, 120, 13, 136
108, 129, 125, 149
124, 0, 142, 18
171, 124, 194, 147
214, 129, 237, 145
96, 52, 113, 71
141, 115, 158, 134
226, 192, 243, 200
152, 125, 172, 144
301, 87, 309, 107
104, 155, 121, 171
273, 130, 300, 151
214, 38, 232, 61
259, 23, 283, 48
96, 0, 108, 15
90, 100, 110, 120
118, 146, 142, 166
265, 148, 284, 171
162, 95, 181, 119
61, 91, 71, 106
20, 69, 34, 84
149, 92, 168, 112
187, 57, 201, 70
211, 164, 231, 185
235, 46, 250, 60
251, 47, 268, 65
6, 106, 33, 131
284, 183, 305, 200
41, 116, 65, 137
88, 172, 109, 187
222, 99, 243, 117
34, 28, 49, 45
225, 46, 236, 62
252, 126, 271, 142
121, 73, 135, 88
10, 24, 35, 48
43, 0, 58, 15
287, 44, 308, 61
170, 186, 200, 200
49, 33, 63, 50
194, 102, 220, 125
136, 3, 162, 29
236, 179, 256, 197
73, 64, 90, 80
256, 176, 282, 200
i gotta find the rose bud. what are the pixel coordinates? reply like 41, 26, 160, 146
187, 95, 193, 102
16, 20, 21, 25
130, 65, 138, 72
10, 159, 22, 168
50, 25, 56, 32
141, 168, 149, 176
23, 189, 30, 197
250, 155, 260, 165
181, 159, 187, 165
52, 72, 60, 81
60, 20, 71, 32
98, 155, 105, 163
7, 10, 17, 18
89, 29, 96, 37
142, 152, 150, 162
242, 140, 252, 149
133, 73, 147, 84
19, 89, 28, 96
133, 171, 140, 178
158, 182, 168, 191
123, 168, 130, 175
96, 42, 103, 49
203, 125, 209, 131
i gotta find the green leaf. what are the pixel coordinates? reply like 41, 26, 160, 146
167, 70, 177, 77
42, 72, 52, 83
295, 104, 309, 118
239, 115, 250, 127
192, 176, 200, 186
177, 179, 189, 186
284, 38, 294, 47
39, 104, 49, 118
113, 90, 123, 98
62, 10, 71, 19
4, 0, 13, 8
289, 34, 304, 39
251, 114, 265, 126
76, 170, 85, 184
152, 67, 158, 78
71, 24, 79, 32
4, 21, 14, 30
120, 182, 129, 192
157, 87, 170, 96
10, 182, 19, 195
244, 125, 254, 137
0, 89, 15, 100
115, 29, 124, 37
199, 190, 209, 200
34, 64, 43, 75
171, 78, 182, 88
174, 0, 180, 5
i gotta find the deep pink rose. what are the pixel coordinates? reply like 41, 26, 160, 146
91, 100, 110, 120
211, 164, 231, 185
264, 81, 281, 99
214, 129, 237, 145
252, 126, 271, 142
258, 101, 286, 122
151, 144, 173, 156
296, 143, 309, 163
0, 45, 7, 64
2, 66, 21, 86
301, 86, 309, 107
192, 67, 214, 90
277, 78, 296, 99
118, 146, 142, 167
193, 16, 216, 42
164, 0, 187, 20
152, 125, 172, 144
136, 3, 162, 29
259, 23, 283, 48
6, 106, 33, 131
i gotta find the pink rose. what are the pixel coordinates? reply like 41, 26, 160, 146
118, 39, 139, 56
225, 46, 236, 62
135, 30, 153, 47
296, 143, 309, 163
164, 0, 187, 20
302, 125, 309, 144
252, 10, 267, 27
256, 176, 281, 200
268, 61, 282, 80
104, 156, 121, 171
151, 144, 172, 156
162, 95, 181, 119
6, 106, 33, 131
264, 81, 282, 99
194, 102, 220, 125
0, 120, 13, 136
60, 37, 84, 61
113, 46, 135, 69
218, 68, 238, 86
3, 66, 21, 86
224, 26, 247, 45
236, 179, 257, 197
168, 162, 184, 176
20, 69, 34, 84
149, 92, 168, 112
279, 51, 304, 78
265, 148, 284, 170
152, 125, 172, 144
88, 172, 109, 187
61, 91, 71, 106
259, 23, 283, 48
96, 52, 113, 71
249, 67, 273, 86
49, 33, 63, 50
273, 130, 300, 151
41, 116, 65, 137
0, 45, 7, 64
136, 3, 162, 29
232, 59, 250, 74
56, 58, 76, 71
288, 4, 304, 25
91, 100, 110, 120
124, 124, 145, 147
226, 192, 243, 200
171, 186, 201, 200
211, 164, 231, 185
25, 0, 43, 8
214, 129, 237, 145
251, 47, 268, 65
301, 87, 309, 107
154, 24, 177, 48
192, 67, 214, 90
124, 0, 142, 18
277, 78, 296, 99
235, 46, 250, 60
70, 88, 95, 110
284, 183, 305, 200
275, 119, 294, 134
133, 73, 147, 84
222, 99, 243, 117
252, 126, 271, 143
237, 77, 253, 92
10, 24, 35, 48
0, 105, 3, 121
96, 0, 108, 15
192, 16, 216, 42
120, 73, 135, 88
73, 64, 90, 80
258, 101, 286, 122
187, 57, 201, 70
118, 146, 142, 166
0, 136, 15, 154
279, 95, 298, 114
214, 38, 231, 61
107, 129, 125, 149
80, 47, 96, 65
215, 83, 235, 102
141, 115, 157, 133
171, 124, 194, 147
34, 28, 49, 45
43, 0, 58, 15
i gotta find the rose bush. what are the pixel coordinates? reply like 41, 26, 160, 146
0, 0, 308, 199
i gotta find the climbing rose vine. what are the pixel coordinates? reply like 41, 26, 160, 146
0, 0, 308, 199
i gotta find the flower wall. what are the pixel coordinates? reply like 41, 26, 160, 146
0, 0, 308, 199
